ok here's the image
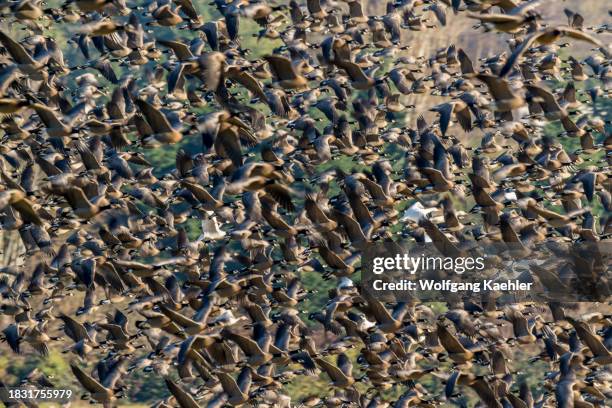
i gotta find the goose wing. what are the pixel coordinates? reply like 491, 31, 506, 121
221, 329, 266, 356
135, 99, 174, 133
164, 378, 199, 408
71, 364, 107, 395
0, 30, 36, 65
572, 321, 611, 358
264, 55, 298, 80
363, 292, 395, 325
437, 323, 469, 354
217, 371, 245, 399
157, 39, 194, 61
59, 314, 93, 343
334, 59, 369, 83
159, 305, 200, 329
31, 104, 66, 129
315, 357, 350, 383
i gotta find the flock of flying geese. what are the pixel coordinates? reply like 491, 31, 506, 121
0, 0, 610, 407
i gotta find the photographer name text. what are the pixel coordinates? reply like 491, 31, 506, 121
371, 279, 532, 293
